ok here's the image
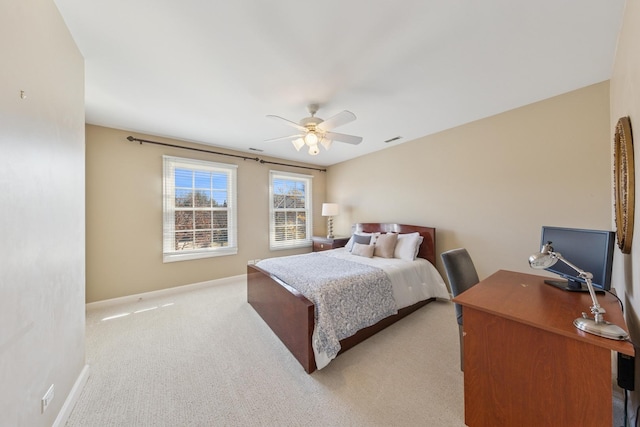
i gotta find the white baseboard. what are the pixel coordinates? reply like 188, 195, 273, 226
85, 275, 245, 311
53, 364, 90, 427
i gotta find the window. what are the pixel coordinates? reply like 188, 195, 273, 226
269, 171, 313, 250
163, 156, 237, 262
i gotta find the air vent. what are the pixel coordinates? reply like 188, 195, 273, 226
249, 147, 264, 152
384, 136, 402, 143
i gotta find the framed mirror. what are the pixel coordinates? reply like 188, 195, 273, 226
614, 116, 635, 254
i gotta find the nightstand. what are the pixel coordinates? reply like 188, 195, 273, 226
312, 236, 350, 252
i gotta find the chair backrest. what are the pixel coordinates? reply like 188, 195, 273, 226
441, 248, 480, 325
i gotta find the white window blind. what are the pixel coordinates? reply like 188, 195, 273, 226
163, 156, 237, 262
269, 170, 313, 250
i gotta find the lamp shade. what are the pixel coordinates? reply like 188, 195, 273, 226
321, 203, 339, 216
291, 138, 305, 151
528, 242, 558, 269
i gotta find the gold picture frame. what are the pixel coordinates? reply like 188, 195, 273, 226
614, 116, 635, 254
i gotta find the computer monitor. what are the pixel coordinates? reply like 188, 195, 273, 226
539, 226, 615, 292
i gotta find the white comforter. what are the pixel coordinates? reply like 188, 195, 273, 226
320, 248, 451, 308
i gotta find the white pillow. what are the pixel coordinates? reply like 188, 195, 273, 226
352, 242, 375, 258
394, 232, 424, 261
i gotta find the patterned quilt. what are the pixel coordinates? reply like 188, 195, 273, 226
256, 252, 397, 365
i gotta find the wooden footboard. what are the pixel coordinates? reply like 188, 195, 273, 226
247, 264, 317, 373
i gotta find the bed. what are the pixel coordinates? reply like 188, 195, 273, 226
247, 223, 449, 373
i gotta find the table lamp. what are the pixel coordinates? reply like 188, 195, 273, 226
321, 203, 339, 238
529, 242, 629, 341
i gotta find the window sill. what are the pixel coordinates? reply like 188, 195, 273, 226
163, 248, 238, 263
269, 242, 312, 251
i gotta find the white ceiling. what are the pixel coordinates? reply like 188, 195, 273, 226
53, 0, 626, 166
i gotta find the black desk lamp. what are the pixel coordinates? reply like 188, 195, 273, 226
529, 242, 628, 341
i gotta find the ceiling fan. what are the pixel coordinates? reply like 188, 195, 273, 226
266, 104, 363, 156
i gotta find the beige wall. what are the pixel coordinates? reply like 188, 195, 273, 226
0, 0, 85, 425
611, 0, 640, 418
87, 82, 612, 302
85, 125, 327, 302
327, 82, 612, 282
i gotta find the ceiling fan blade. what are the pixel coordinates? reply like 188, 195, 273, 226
324, 131, 362, 145
317, 110, 356, 132
264, 134, 302, 143
266, 115, 308, 132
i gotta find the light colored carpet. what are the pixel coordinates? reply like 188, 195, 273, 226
66, 278, 465, 426
65, 276, 628, 426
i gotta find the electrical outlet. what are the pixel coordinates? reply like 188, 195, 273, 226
41, 384, 54, 413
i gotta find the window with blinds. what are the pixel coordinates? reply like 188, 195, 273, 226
163, 156, 237, 262
269, 170, 313, 250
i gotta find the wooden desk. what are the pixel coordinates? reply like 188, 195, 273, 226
453, 269, 634, 427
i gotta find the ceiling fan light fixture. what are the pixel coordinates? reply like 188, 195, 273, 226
266, 105, 361, 157
304, 131, 318, 146
291, 138, 305, 151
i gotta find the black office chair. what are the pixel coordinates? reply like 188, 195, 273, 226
441, 248, 479, 371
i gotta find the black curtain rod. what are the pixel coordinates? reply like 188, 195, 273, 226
258, 159, 326, 172
127, 136, 259, 161
126, 136, 327, 172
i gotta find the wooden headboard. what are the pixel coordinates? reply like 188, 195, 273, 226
352, 223, 436, 265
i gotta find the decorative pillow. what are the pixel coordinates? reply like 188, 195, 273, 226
345, 233, 365, 251
351, 242, 374, 258
373, 233, 398, 258
394, 232, 423, 261
345, 232, 379, 251
353, 233, 371, 246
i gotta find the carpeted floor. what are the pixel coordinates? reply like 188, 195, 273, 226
66, 276, 629, 426
66, 278, 465, 426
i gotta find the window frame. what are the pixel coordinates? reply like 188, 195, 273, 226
162, 155, 238, 263
269, 170, 313, 250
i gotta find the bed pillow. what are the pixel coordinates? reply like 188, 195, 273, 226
394, 232, 424, 261
373, 233, 398, 258
345, 232, 379, 251
351, 242, 374, 258
353, 233, 372, 246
